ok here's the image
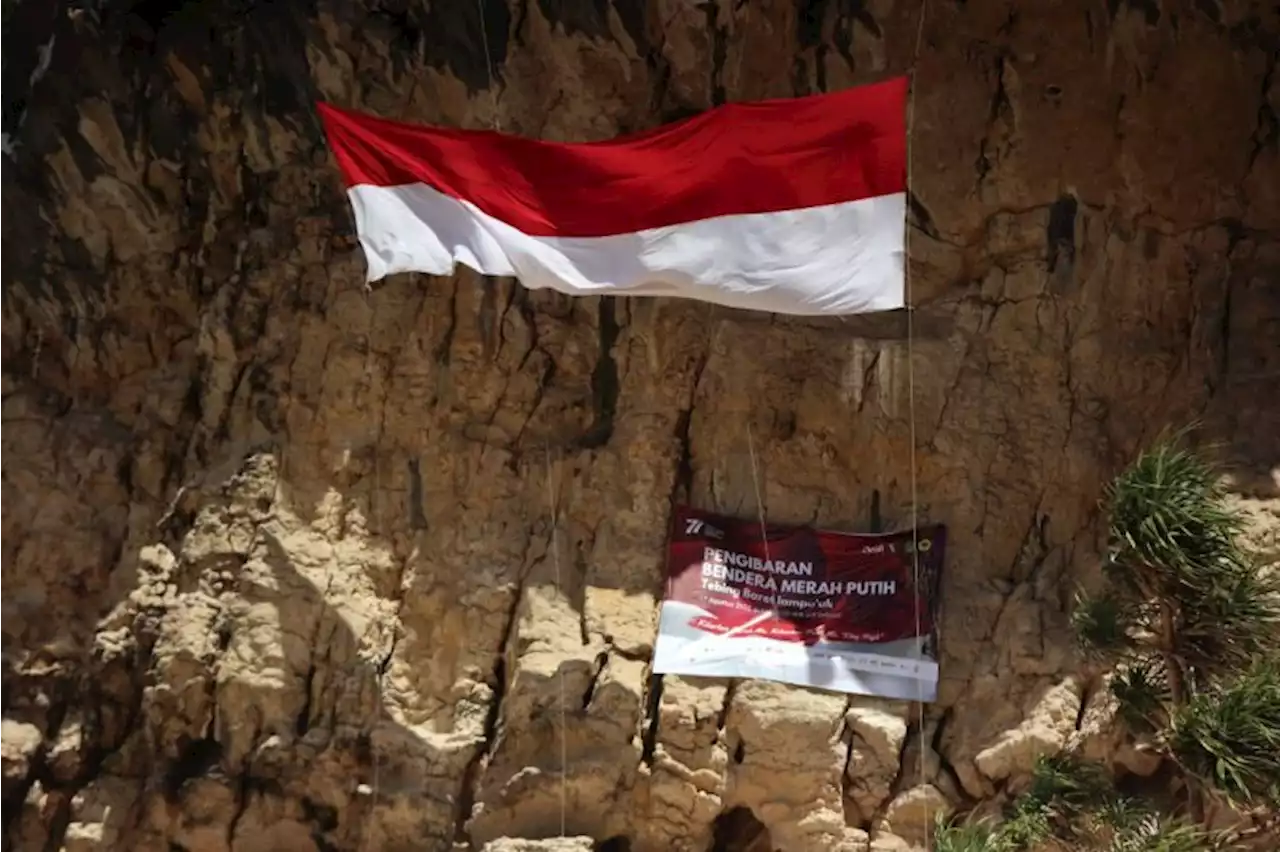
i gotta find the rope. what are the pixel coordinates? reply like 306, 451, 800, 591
475, 0, 502, 131
688, 420, 777, 651
544, 445, 568, 836
360, 282, 387, 830
745, 421, 773, 587
906, 1, 931, 849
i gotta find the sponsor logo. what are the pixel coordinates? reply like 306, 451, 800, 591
683, 516, 725, 540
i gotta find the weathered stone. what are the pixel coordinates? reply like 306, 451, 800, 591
877, 784, 955, 845
480, 838, 595, 852
2, 1, 1278, 850
844, 699, 910, 822
1, 721, 43, 796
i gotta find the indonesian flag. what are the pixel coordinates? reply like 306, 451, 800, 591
317, 76, 907, 317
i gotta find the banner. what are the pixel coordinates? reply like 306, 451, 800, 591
652, 505, 945, 701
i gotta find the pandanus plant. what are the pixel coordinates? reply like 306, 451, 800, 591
936, 429, 1280, 851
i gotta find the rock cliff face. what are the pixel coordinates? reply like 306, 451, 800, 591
2, 1, 1278, 850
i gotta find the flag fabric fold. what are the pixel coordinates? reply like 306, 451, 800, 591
317, 76, 908, 317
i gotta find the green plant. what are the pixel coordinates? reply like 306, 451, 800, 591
936, 429, 1280, 850
932, 814, 1009, 852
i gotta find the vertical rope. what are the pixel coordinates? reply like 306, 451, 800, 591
475, 0, 502, 131
361, 283, 385, 839
544, 445, 568, 836
745, 421, 773, 580
906, 1, 931, 849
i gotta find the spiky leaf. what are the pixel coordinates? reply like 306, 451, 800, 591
1177, 563, 1280, 677
1073, 589, 1137, 660
1170, 655, 1280, 807
1110, 657, 1171, 733
1106, 812, 1218, 852
933, 814, 1014, 852
1104, 435, 1248, 606
1020, 753, 1114, 812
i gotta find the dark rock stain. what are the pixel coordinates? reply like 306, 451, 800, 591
1193, 0, 1222, 25
539, 0, 610, 38
0, 0, 61, 138
536, 0, 647, 50
407, 457, 428, 530
1142, 228, 1160, 261
975, 55, 1013, 185
580, 297, 621, 449
796, 0, 829, 92
703, 0, 728, 105
368, 0, 426, 67
242, 2, 323, 132
1046, 194, 1078, 275
418, 0, 513, 95
2, 5, 93, 308
797, 0, 826, 48
141, 88, 198, 167
162, 736, 223, 799
1108, 0, 1162, 26
908, 191, 940, 240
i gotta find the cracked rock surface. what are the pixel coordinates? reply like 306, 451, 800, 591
2, 1, 1278, 851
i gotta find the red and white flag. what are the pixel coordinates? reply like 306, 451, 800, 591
317, 76, 907, 317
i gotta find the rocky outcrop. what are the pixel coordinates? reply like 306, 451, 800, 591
2, 1, 1277, 850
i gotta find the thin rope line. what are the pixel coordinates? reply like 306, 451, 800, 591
544, 445, 568, 837
745, 421, 773, 574
685, 415, 778, 657
684, 304, 784, 653
475, 0, 502, 131
731, 2, 749, 101
360, 285, 385, 829
689, 416, 776, 651
906, 0, 930, 848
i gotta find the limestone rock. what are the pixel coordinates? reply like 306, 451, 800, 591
61, 777, 138, 852
2, 1, 1278, 850
1, 721, 43, 796
480, 838, 595, 852
948, 677, 1084, 792
1069, 675, 1164, 778
876, 784, 955, 845
868, 831, 917, 852
844, 699, 909, 822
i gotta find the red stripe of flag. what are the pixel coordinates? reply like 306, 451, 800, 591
316, 76, 908, 239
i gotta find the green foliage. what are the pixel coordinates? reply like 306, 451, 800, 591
932, 756, 1223, 851
935, 429, 1279, 851
1102, 812, 1219, 852
1170, 656, 1280, 807
1072, 589, 1136, 659
1078, 429, 1280, 809
1109, 657, 1171, 733
1176, 565, 1280, 675
932, 815, 1010, 852
1104, 433, 1246, 601
1087, 430, 1280, 679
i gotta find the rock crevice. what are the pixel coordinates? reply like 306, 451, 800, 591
3, 1, 1278, 851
